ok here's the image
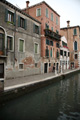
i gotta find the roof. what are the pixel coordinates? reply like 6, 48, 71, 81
60, 26, 80, 30
23, 1, 60, 17
0, 0, 41, 24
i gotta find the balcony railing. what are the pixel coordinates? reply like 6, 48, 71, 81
44, 29, 61, 41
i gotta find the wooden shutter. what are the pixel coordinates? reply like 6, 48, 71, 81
14, 12, 16, 26
33, 23, 35, 33
24, 19, 27, 30
5, 9, 8, 22
18, 16, 20, 27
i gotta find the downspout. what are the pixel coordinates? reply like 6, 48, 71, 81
13, 9, 16, 68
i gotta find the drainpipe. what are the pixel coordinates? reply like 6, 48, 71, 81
13, 9, 16, 68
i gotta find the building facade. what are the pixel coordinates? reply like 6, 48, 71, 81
60, 21, 80, 68
23, 1, 61, 73
60, 36, 70, 71
0, 0, 41, 82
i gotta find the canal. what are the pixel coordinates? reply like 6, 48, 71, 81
0, 73, 80, 120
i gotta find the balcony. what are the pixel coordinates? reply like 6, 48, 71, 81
44, 29, 61, 41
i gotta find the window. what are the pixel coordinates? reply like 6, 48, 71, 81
51, 13, 53, 21
34, 43, 39, 54
60, 50, 63, 56
46, 39, 49, 45
5, 9, 16, 25
56, 43, 59, 48
62, 41, 67, 47
36, 8, 41, 16
45, 46, 49, 57
33, 24, 39, 34
56, 50, 59, 58
49, 63, 51, 67
50, 48, 52, 57
19, 39, 25, 52
74, 41, 77, 51
46, 8, 48, 18
68, 52, 70, 57
56, 16, 58, 25
73, 28, 77, 35
50, 41, 53, 46
19, 64, 24, 70
18, 16, 27, 29
56, 30, 59, 34
35, 63, 38, 67
7, 36, 13, 51
64, 51, 66, 56
0, 33, 4, 53
51, 27, 53, 31
45, 24, 49, 29
75, 54, 78, 59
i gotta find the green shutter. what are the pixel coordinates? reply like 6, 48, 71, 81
24, 19, 27, 30
46, 8, 48, 18
33, 23, 35, 33
50, 49, 52, 57
14, 12, 16, 26
18, 16, 20, 27
5, 9, 8, 22
74, 29, 77, 35
19, 40, 23, 52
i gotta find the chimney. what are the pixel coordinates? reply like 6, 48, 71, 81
67, 20, 70, 27
26, 1, 30, 8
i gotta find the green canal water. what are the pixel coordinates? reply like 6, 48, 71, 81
0, 73, 80, 120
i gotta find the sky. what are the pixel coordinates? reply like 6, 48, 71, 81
7, 0, 80, 28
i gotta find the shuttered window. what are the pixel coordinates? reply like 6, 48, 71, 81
50, 48, 52, 57
19, 39, 24, 52
33, 24, 39, 34
50, 41, 53, 46
18, 16, 27, 30
46, 8, 48, 18
7, 36, 13, 51
0, 33, 4, 52
73, 28, 77, 35
37, 8, 41, 16
45, 24, 49, 29
5, 9, 16, 25
46, 39, 49, 45
74, 41, 77, 51
56, 16, 58, 25
51, 13, 53, 21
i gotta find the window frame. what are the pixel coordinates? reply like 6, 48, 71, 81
51, 13, 53, 21
74, 41, 78, 51
56, 16, 58, 25
19, 63, 24, 71
46, 8, 49, 18
7, 35, 14, 52
36, 8, 41, 17
34, 42, 39, 54
18, 38, 25, 53
73, 28, 77, 35
5, 9, 16, 25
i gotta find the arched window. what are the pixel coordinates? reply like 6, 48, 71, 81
74, 41, 77, 51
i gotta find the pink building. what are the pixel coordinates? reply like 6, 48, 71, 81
23, 1, 61, 73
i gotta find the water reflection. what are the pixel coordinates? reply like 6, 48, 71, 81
0, 74, 80, 120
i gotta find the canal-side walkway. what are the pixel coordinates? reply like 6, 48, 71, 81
4, 68, 80, 91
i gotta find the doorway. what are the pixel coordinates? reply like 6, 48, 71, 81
44, 63, 48, 73
0, 63, 4, 78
